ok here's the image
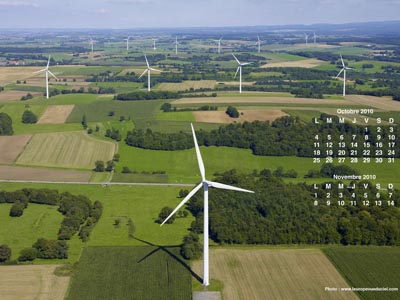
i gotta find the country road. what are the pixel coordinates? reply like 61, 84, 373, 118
0, 179, 195, 187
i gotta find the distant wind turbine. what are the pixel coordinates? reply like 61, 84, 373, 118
89, 37, 95, 53
124, 36, 131, 51
138, 54, 161, 92
153, 39, 157, 51
232, 53, 252, 93
217, 37, 222, 54
313, 32, 317, 45
304, 33, 309, 45
33, 55, 58, 99
173, 36, 179, 55
161, 123, 254, 287
256, 35, 261, 53
336, 54, 355, 97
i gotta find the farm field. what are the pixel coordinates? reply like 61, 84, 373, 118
0, 90, 42, 101
345, 95, 400, 111
0, 165, 91, 182
0, 66, 41, 85
191, 248, 358, 300
324, 247, 400, 300
37, 105, 75, 124
66, 246, 192, 300
261, 58, 327, 68
0, 135, 31, 163
16, 131, 116, 169
156, 80, 217, 91
0, 265, 69, 300
193, 109, 288, 123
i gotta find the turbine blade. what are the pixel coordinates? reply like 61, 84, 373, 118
257, 35, 260, 41
48, 70, 58, 80
149, 67, 162, 72
335, 68, 344, 79
47, 56, 51, 68
144, 54, 150, 68
207, 181, 254, 193
241, 62, 252, 66
160, 183, 203, 226
191, 123, 206, 181
33, 69, 46, 74
232, 53, 241, 65
138, 69, 148, 79
234, 66, 240, 78
340, 54, 345, 68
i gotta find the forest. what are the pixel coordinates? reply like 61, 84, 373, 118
186, 170, 400, 245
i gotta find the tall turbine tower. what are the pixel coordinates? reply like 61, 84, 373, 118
257, 35, 261, 53
153, 39, 157, 51
33, 56, 58, 99
217, 37, 222, 54
161, 124, 254, 286
89, 37, 95, 53
336, 54, 354, 97
138, 54, 161, 92
124, 36, 131, 52
232, 53, 252, 94
304, 33, 309, 45
173, 36, 179, 55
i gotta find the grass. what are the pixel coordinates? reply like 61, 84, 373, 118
16, 131, 116, 170
324, 247, 400, 300
155, 80, 216, 91
112, 173, 168, 183
284, 109, 324, 123
0, 203, 63, 260
157, 111, 195, 122
66, 246, 193, 300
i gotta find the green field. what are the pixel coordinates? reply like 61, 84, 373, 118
66, 246, 192, 300
0, 203, 63, 261
16, 131, 116, 170
324, 247, 400, 300
157, 111, 195, 122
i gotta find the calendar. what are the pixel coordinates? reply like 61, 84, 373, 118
311, 108, 398, 207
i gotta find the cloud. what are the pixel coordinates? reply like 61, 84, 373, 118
0, 0, 39, 7
97, 8, 110, 14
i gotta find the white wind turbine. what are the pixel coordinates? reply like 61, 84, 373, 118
124, 36, 131, 51
304, 33, 309, 45
173, 36, 179, 55
336, 54, 354, 97
138, 54, 161, 92
232, 53, 252, 94
217, 37, 222, 54
161, 124, 254, 287
33, 56, 58, 99
256, 35, 261, 53
313, 32, 317, 45
89, 37, 95, 53
153, 39, 157, 51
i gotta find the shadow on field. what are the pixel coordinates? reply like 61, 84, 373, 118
134, 236, 203, 283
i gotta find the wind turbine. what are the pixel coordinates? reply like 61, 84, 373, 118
313, 32, 317, 45
173, 36, 179, 55
124, 36, 131, 51
153, 39, 157, 51
256, 35, 261, 53
232, 53, 252, 94
336, 54, 354, 97
217, 37, 222, 54
138, 54, 161, 92
161, 124, 254, 286
304, 33, 309, 45
33, 56, 58, 99
89, 37, 95, 53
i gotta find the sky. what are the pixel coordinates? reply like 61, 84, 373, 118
0, 0, 399, 28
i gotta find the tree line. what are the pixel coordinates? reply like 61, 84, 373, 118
0, 112, 13, 135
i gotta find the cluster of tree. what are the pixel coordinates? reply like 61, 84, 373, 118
121, 167, 165, 175
305, 164, 359, 178
291, 88, 324, 99
94, 160, 115, 172
161, 102, 217, 113
156, 206, 188, 224
105, 128, 121, 141
0, 112, 13, 135
125, 116, 400, 158
18, 239, 68, 261
20, 93, 34, 101
0, 86, 3, 92
186, 170, 400, 246
114, 91, 181, 101
181, 233, 202, 260
22, 110, 37, 124
0, 188, 102, 260
226, 106, 240, 118
0, 245, 12, 263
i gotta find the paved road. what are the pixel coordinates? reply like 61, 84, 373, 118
0, 179, 195, 187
